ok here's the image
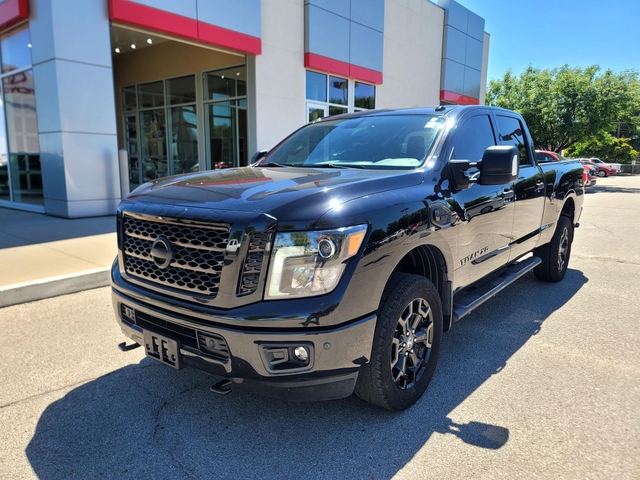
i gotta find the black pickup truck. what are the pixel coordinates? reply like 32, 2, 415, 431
111, 106, 584, 411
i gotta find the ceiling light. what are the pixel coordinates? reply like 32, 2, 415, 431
131, 43, 136, 49
115, 47, 121, 53
236, 72, 240, 76
221, 75, 225, 79
147, 38, 153, 44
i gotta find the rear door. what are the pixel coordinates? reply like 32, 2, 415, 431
494, 114, 546, 260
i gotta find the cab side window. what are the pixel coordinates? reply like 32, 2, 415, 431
496, 115, 532, 166
451, 115, 497, 165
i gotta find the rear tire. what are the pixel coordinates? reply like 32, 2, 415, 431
354, 273, 443, 411
533, 215, 573, 282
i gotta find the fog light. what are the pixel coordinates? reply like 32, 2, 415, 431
294, 346, 309, 362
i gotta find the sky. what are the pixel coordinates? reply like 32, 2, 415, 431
452, 0, 640, 81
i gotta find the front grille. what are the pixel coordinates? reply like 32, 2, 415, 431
237, 232, 272, 297
122, 215, 229, 296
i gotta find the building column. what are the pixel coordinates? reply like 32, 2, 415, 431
30, 0, 119, 217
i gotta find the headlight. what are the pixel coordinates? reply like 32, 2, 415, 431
265, 224, 368, 299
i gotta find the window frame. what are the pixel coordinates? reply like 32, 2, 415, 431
304, 70, 376, 123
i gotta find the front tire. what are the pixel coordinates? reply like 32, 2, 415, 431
354, 274, 443, 411
533, 215, 573, 282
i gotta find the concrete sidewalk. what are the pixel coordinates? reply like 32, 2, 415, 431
0, 207, 117, 308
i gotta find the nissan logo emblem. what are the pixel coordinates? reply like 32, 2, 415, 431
150, 237, 173, 269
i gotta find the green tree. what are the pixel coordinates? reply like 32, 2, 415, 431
566, 132, 639, 163
487, 65, 640, 153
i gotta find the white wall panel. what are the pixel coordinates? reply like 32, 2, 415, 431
31, 0, 112, 67
39, 132, 66, 202
377, 0, 444, 108
480, 32, 490, 105
66, 198, 121, 218
60, 132, 120, 202
55, 61, 117, 135
29, 0, 55, 65
251, 0, 306, 152
30, 0, 119, 217
33, 61, 61, 134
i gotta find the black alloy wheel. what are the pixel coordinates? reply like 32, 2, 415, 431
533, 215, 573, 282
354, 273, 443, 411
390, 297, 434, 390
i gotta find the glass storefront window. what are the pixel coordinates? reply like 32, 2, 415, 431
203, 66, 247, 169
140, 109, 167, 181
329, 76, 348, 105
122, 86, 137, 111
306, 71, 327, 102
209, 101, 235, 169
139, 81, 164, 109
1, 25, 31, 74
0, 92, 9, 202
122, 65, 247, 180
355, 82, 375, 109
124, 115, 139, 190
0, 25, 43, 208
167, 75, 196, 105
329, 106, 347, 116
205, 66, 246, 101
3, 69, 42, 205
237, 78, 246, 97
170, 105, 198, 174
207, 74, 235, 100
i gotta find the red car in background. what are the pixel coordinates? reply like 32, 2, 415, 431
580, 159, 617, 178
535, 150, 563, 163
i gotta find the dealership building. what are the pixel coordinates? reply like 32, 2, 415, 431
0, 0, 488, 217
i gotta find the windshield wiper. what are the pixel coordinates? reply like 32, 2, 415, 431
260, 162, 287, 167
306, 163, 364, 169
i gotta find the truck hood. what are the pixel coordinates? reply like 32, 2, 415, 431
123, 166, 424, 224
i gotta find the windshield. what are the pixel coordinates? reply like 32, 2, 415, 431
261, 114, 446, 169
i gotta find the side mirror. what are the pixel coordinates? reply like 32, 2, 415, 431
250, 149, 268, 165
478, 146, 519, 185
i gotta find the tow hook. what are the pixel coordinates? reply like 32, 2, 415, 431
118, 341, 141, 351
210, 379, 233, 395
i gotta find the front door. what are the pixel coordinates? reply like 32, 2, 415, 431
448, 113, 516, 289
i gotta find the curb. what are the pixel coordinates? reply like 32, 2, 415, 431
0, 268, 111, 308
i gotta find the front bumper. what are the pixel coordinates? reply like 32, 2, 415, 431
113, 288, 376, 401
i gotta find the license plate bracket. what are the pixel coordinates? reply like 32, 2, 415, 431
143, 330, 184, 369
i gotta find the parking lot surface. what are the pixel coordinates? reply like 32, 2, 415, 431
1, 176, 639, 479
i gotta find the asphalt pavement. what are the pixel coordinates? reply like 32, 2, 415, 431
0, 175, 639, 479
